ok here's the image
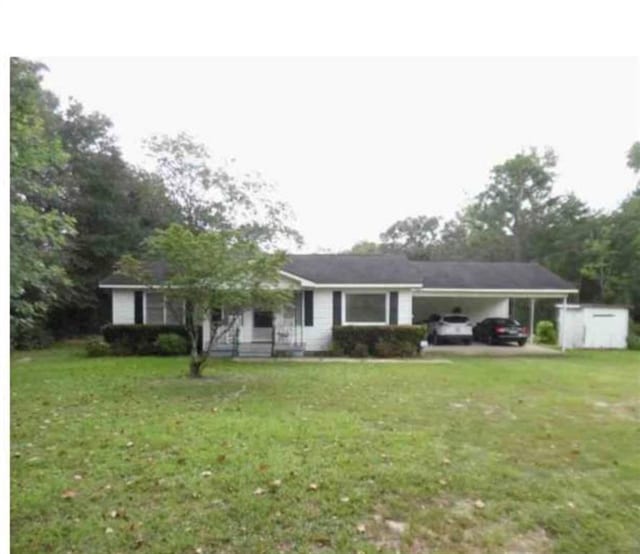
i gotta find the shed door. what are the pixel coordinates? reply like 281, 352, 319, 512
584, 310, 627, 349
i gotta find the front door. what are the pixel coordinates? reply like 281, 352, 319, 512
252, 310, 273, 342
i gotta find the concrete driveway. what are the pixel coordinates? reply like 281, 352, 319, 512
421, 341, 561, 356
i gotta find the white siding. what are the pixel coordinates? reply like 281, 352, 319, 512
557, 305, 629, 349
112, 290, 135, 324
398, 290, 413, 324
412, 297, 509, 325
302, 289, 334, 352
583, 307, 628, 348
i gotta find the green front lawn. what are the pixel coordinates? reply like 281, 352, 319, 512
10, 346, 640, 553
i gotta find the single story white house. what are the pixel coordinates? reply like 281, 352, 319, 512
99, 254, 578, 355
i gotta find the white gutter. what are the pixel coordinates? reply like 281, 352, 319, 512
414, 288, 578, 298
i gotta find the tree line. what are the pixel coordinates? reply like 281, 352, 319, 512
350, 146, 640, 321
10, 58, 300, 348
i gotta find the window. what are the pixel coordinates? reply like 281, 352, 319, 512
443, 315, 469, 324
146, 292, 164, 324
345, 293, 386, 323
253, 310, 273, 328
165, 298, 184, 324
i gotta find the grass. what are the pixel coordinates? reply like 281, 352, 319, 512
10, 345, 640, 553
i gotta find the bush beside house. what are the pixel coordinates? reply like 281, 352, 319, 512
535, 320, 557, 345
101, 324, 195, 355
332, 325, 426, 357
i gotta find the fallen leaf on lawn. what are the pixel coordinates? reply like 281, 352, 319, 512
567, 501, 575, 509
385, 520, 407, 534
474, 499, 485, 509
216, 454, 226, 463
195, 548, 204, 554
73, 474, 83, 480
271, 479, 282, 488
439, 479, 447, 486
254, 487, 265, 495
126, 441, 134, 448
308, 483, 318, 491
105, 527, 114, 534
442, 457, 451, 465
340, 496, 350, 503
356, 523, 366, 533
200, 470, 212, 477
61, 490, 77, 499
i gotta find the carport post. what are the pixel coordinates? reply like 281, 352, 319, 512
560, 296, 567, 352
529, 298, 535, 344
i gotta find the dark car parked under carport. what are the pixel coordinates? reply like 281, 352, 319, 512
473, 317, 529, 346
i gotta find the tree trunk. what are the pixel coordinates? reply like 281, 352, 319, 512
189, 331, 203, 377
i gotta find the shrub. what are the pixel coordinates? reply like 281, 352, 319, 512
102, 324, 196, 355
85, 339, 111, 357
328, 343, 345, 357
374, 339, 417, 358
352, 342, 370, 358
155, 333, 189, 355
535, 320, 557, 345
332, 325, 426, 357
628, 328, 640, 351
12, 325, 55, 350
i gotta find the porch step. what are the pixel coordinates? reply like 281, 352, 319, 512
237, 343, 273, 358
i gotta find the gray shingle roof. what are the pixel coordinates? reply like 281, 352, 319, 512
99, 261, 168, 286
283, 254, 423, 284
99, 255, 576, 291
411, 261, 575, 290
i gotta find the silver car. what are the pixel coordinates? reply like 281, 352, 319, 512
428, 314, 473, 345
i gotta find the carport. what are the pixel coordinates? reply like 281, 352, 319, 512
409, 261, 579, 350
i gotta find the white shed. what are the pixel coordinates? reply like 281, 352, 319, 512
556, 304, 629, 349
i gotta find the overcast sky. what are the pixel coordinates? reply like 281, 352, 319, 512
40, 57, 639, 253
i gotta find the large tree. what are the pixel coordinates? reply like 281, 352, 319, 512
379, 215, 440, 259
472, 148, 559, 261
48, 100, 180, 335
144, 133, 303, 249
119, 224, 292, 377
10, 58, 76, 345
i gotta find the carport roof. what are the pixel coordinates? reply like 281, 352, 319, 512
411, 261, 575, 290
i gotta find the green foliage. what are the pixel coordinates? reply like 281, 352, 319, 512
627, 334, 640, 351
535, 320, 558, 345
380, 215, 440, 259
332, 325, 426, 357
154, 333, 189, 355
347, 241, 383, 255
628, 141, 640, 173
11, 324, 55, 350
351, 342, 369, 358
47, 101, 179, 336
102, 324, 191, 355
144, 133, 302, 248
118, 224, 291, 375
85, 339, 111, 357
373, 339, 417, 358
627, 322, 640, 350
10, 58, 76, 345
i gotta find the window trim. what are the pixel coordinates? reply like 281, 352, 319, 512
342, 291, 389, 326
143, 291, 185, 325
